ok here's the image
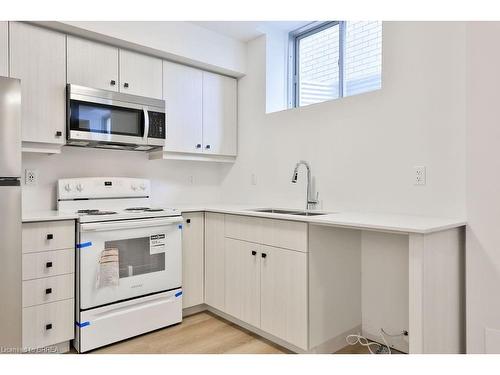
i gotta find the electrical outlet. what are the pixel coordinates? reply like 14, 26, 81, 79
251, 173, 257, 186
414, 166, 426, 186
25, 169, 38, 186
188, 175, 194, 185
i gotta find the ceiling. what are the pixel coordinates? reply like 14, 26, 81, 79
190, 21, 311, 42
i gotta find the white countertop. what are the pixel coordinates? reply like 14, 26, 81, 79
22, 210, 79, 223
23, 205, 466, 234
177, 205, 466, 234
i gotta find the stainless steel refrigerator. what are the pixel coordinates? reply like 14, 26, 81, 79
0, 76, 22, 351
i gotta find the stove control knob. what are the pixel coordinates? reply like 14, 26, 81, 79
139, 184, 146, 191
76, 184, 83, 192
64, 184, 72, 192
131, 184, 138, 191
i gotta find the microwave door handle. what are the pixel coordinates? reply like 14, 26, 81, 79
143, 108, 150, 142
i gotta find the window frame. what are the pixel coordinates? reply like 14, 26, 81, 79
289, 21, 346, 108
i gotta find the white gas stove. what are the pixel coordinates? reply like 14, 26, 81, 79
57, 177, 183, 353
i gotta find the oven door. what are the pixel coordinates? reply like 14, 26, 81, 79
78, 217, 182, 310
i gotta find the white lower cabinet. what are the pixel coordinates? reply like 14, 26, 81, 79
22, 299, 74, 350
182, 212, 205, 309
22, 220, 75, 351
224, 238, 261, 328
193, 212, 309, 351
223, 240, 308, 350
260, 245, 308, 350
204, 213, 226, 311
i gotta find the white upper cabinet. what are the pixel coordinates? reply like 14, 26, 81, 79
202, 72, 237, 156
0, 22, 8, 77
10, 22, 66, 148
154, 63, 238, 161
163, 61, 203, 153
67, 36, 119, 92
119, 50, 162, 99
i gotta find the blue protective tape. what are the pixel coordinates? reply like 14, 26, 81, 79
76, 241, 92, 249
178, 224, 183, 229
175, 291, 183, 298
75, 321, 90, 328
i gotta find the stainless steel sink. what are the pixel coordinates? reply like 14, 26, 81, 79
248, 208, 330, 216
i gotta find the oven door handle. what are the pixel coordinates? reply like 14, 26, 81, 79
80, 217, 182, 232
143, 107, 150, 142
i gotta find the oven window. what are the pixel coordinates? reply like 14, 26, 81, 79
106, 237, 165, 278
70, 100, 143, 137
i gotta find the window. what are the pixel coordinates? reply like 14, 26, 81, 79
290, 21, 382, 107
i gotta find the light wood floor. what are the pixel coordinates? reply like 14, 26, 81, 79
89, 311, 368, 354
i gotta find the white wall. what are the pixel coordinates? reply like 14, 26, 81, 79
37, 21, 247, 77
465, 22, 500, 354
22, 147, 227, 211
220, 22, 467, 218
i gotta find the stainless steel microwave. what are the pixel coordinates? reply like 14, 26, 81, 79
67, 84, 166, 151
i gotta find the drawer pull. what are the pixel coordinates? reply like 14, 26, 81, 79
261, 253, 267, 258
45, 288, 52, 295
186, 219, 191, 224
251, 250, 257, 256
46, 262, 53, 268
45, 323, 52, 330
46, 234, 54, 240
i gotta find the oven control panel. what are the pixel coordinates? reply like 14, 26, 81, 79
57, 177, 151, 200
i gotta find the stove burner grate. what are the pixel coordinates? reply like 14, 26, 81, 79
77, 209, 117, 215
90, 211, 118, 215
125, 207, 164, 212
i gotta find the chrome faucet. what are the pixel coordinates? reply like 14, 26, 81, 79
291, 160, 319, 210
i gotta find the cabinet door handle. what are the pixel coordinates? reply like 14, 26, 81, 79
55, 131, 62, 137
46, 234, 54, 240
110, 80, 116, 86
205, 144, 211, 150
45, 288, 52, 295
251, 250, 257, 256
46, 261, 53, 268
45, 323, 53, 330
124, 82, 129, 88
186, 219, 191, 224
261, 253, 267, 258
196, 144, 202, 149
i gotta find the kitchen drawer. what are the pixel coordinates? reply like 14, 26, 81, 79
23, 248, 74, 280
261, 218, 307, 252
225, 215, 308, 252
22, 220, 75, 253
23, 274, 74, 307
22, 299, 74, 349
225, 215, 263, 243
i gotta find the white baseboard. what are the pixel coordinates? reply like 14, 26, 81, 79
183, 304, 208, 317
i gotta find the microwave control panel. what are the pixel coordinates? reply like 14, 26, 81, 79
148, 111, 166, 139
